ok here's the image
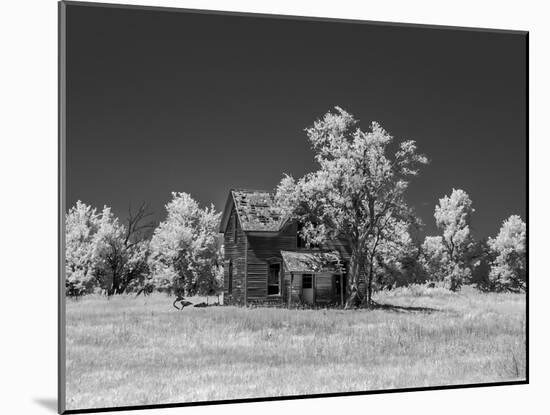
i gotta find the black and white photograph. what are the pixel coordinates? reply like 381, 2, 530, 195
58, 1, 527, 413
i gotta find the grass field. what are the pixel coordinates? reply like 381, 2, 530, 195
65, 286, 526, 410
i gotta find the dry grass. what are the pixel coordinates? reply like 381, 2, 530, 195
65, 286, 526, 411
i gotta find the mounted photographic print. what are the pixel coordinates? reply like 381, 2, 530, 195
58, 1, 528, 413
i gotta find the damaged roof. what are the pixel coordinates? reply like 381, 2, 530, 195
281, 250, 344, 273
219, 189, 287, 233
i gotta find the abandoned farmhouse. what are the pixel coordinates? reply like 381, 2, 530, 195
220, 189, 364, 306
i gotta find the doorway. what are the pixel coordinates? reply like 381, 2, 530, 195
302, 273, 314, 304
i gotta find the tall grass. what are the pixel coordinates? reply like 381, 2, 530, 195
65, 287, 526, 410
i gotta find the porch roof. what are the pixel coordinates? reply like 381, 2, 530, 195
280, 250, 344, 273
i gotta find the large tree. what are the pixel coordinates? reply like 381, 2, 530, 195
148, 192, 222, 297
422, 188, 475, 290
487, 215, 526, 292
275, 107, 428, 307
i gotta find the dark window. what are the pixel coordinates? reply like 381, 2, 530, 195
302, 274, 313, 289
228, 260, 233, 294
268, 263, 280, 295
233, 215, 238, 243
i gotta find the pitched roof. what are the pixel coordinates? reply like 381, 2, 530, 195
281, 250, 344, 273
219, 189, 287, 233
233, 189, 286, 231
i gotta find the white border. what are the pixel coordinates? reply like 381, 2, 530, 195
1, 1, 545, 414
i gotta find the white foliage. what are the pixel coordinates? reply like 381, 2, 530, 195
487, 215, 526, 291
65, 201, 101, 296
372, 216, 421, 287
423, 189, 475, 290
434, 188, 475, 257
65, 201, 151, 296
149, 192, 222, 296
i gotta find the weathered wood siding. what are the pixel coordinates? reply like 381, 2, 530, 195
283, 272, 339, 305
222, 206, 247, 305
245, 222, 297, 302
314, 272, 334, 303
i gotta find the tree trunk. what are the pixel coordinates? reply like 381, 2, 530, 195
109, 268, 120, 296
365, 260, 374, 307
345, 249, 363, 309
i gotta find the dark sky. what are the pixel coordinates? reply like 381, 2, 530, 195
66, 3, 527, 238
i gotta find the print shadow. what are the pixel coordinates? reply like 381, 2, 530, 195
34, 398, 57, 412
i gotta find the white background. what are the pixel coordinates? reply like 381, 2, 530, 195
0, 0, 545, 414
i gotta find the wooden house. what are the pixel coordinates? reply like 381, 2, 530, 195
219, 189, 355, 306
